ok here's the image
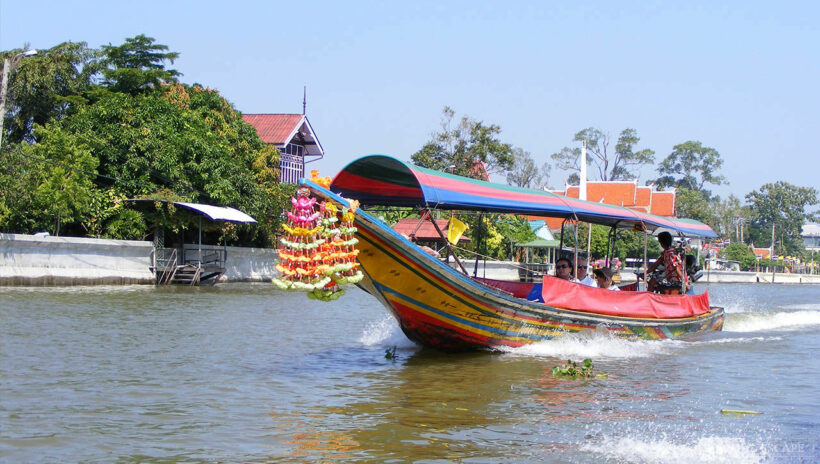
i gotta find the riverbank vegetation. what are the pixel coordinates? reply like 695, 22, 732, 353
0, 36, 290, 246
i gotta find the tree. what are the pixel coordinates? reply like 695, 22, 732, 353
505, 147, 550, 189
1, 42, 100, 145
20, 124, 99, 235
412, 106, 514, 179
551, 127, 655, 183
745, 181, 818, 257
100, 34, 180, 94
672, 188, 716, 227
1, 36, 289, 246
655, 141, 726, 197
708, 194, 749, 241
57, 82, 283, 244
722, 242, 757, 270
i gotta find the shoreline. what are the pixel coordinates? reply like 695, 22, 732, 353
1, 234, 817, 286
0, 233, 277, 287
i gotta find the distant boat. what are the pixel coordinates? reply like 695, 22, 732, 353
302, 155, 723, 352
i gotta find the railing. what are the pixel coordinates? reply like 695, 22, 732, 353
518, 263, 551, 283
154, 248, 178, 285
280, 153, 305, 184
183, 248, 226, 269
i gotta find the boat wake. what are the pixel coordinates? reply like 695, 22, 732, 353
505, 329, 789, 359
506, 331, 677, 359
358, 314, 418, 350
581, 435, 766, 464
723, 310, 820, 333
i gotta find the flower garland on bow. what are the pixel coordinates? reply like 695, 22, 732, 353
272, 173, 363, 301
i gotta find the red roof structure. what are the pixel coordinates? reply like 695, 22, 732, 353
566, 181, 638, 207
242, 113, 325, 183
540, 181, 677, 230
752, 247, 771, 259
241, 113, 324, 157
648, 191, 676, 217
392, 218, 470, 242
468, 159, 490, 182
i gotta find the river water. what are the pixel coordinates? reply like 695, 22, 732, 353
1, 283, 818, 463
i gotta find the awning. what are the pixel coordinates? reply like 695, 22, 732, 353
125, 200, 257, 223
329, 155, 716, 238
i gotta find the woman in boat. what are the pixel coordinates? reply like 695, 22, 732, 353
593, 268, 620, 291
555, 257, 574, 280
647, 231, 686, 293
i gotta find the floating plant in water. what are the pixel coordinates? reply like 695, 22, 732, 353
384, 346, 397, 360
552, 358, 607, 380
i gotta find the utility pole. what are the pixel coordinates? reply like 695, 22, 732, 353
771, 223, 776, 283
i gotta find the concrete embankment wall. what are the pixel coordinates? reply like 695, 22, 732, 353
0, 234, 278, 286
0, 233, 155, 285
703, 270, 820, 284
181, 244, 277, 282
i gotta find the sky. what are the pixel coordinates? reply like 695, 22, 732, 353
2, 0, 818, 200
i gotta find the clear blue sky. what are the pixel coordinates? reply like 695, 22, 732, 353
2, 0, 818, 199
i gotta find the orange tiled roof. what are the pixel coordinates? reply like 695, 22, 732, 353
563, 181, 639, 206
635, 186, 651, 207
241, 114, 304, 145
649, 191, 676, 217
538, 181, 678, 230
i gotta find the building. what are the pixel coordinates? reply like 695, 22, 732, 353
803, 222, 820, 253
536, 181, 678, 230
241, 114, 324, 183
553, 180, 676, 216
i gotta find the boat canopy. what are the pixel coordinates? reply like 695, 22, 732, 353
329, 154, 716, 238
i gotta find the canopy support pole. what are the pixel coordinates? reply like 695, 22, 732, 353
473, 214, 484, 278
198, 216, 202, 267
643, 228, 649, 287
425, 209, 469, 276
606, 225, 617, 269
573, 220, 579, 279
558, 220, 567, 260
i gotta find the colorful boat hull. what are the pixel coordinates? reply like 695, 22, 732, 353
305, 181, 725, 352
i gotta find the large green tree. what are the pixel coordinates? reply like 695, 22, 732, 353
722, 242, 757, 270
1, 42, 99, 146
100, 34, 180, 94
505, 147, 550, 189
745, 181, 818, 256
655, 141, 726, 196
551, 127, 655, 184
0, 36, 287, 246
412, 106, 514, 179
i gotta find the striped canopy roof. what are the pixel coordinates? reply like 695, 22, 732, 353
330, 155, 716, 238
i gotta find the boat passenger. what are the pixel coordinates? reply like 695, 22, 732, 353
555, 257, 573, 281
647, 231, 686, 293
593, 268, 620, 291
575, 259, 596, 287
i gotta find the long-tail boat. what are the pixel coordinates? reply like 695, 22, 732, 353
300, 155, 724, 352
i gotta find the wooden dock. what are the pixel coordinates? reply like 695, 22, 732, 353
152, 248, 225, 286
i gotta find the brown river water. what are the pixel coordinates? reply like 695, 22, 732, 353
1, 283, 819, 463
